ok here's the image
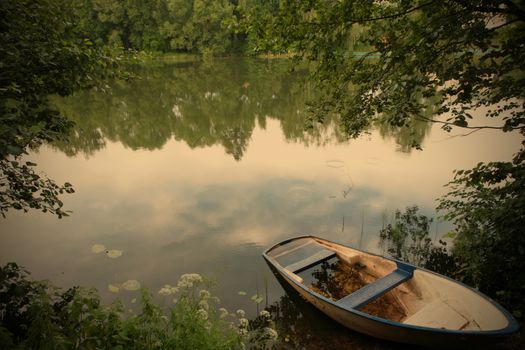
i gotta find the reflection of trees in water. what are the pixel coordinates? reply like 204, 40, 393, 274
52, 58, 432, 159
374, 96, 440, 153
265, 270, 402, 350
306, 260, 407, 322
307, 260, 367, 301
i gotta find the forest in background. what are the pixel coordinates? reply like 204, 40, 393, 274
75, 0, 274, 55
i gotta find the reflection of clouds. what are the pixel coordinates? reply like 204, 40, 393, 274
172, 104, 183, 119
204, 91, 220, 100
240, 94, 249, 103
0, 115, 521, 317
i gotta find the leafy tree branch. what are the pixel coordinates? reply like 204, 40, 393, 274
1, 0, 125, 218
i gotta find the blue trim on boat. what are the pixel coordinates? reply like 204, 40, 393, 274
336, 264, 413, 309
290, 249, 336, 274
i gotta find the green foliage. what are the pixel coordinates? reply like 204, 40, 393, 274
379, 206, 458, 277
168, 0, 235, 55
438, 147, 525, 318
0, 161, 75, 218
0, 0, 124, 218
80, 0, 239, 55
247, 0, 525, 141
0, 263, 279, 350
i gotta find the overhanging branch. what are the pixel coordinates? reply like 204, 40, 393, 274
416, 115, 525, 131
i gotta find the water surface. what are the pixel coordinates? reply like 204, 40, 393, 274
0, 58, 520, 348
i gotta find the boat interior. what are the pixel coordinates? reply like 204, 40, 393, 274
267, 237, 510, 332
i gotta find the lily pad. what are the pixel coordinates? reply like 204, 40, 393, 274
326, 160, 345, 168
108, 284, 120, 293
122, 279, 141, 291
106, 249, 123, 258
91, 244, 106, 254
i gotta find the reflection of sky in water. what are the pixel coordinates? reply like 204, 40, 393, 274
0, 61, 522, 324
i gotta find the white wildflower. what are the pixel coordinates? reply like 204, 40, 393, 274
263, 327, 278, 341
158, 284, 178, 296
236, 309, 245, 318
238, 318, 249, 328
199, 289, 211, 299
219, 307, 228, 319
196, 309, 208, 320
259, 310, 270, 319
177, 273, 203, 289
158, 287, 170, 296
199, 299, 209, 311
177, 279, 192, 289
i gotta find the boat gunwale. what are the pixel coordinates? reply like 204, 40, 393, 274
263, 235, 520, 337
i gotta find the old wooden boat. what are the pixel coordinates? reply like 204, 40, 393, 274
263, 236, 519, 347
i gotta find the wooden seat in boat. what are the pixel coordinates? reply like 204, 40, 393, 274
284, 249, 336, 273
336, 262, 414, 309
403, 299, 472, 330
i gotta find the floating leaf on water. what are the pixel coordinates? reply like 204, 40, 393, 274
91, 244, 106, 254
121, 279, 140, 291
326, 160, 346, 168
238, 291, 247, 296
131, 298, 137, 304
106, 249, 123, 258
108, 284, 120, 293
251, 294, 264, 304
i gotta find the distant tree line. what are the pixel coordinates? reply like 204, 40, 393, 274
76, 0, 272, 55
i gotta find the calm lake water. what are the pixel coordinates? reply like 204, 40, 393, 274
0, 58, 521, 348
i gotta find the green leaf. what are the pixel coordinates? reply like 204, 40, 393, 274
6, 145, 24, 156
443, 231, 457, 239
